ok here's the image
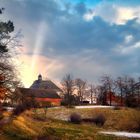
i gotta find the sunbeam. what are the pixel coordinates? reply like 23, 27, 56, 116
31, 21, 47, 70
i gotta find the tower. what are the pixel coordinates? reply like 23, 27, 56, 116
38, 74, 42, 81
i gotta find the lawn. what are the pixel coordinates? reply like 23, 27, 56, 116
36, 107, 140, 131
0, 107, 140, 140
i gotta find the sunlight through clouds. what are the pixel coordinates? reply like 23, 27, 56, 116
84, 3, 140, 25
19, 54, 64, 87
1, 0, 140, 87
116, 7, 137, 24
31, 21, 47, 70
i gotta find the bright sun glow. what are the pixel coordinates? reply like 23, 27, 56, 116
17, 21, 48, 87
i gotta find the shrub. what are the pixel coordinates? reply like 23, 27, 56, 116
70, 113, 82, 124
93, 114, 106, 126
13, 104, 26, 116
12, 99, 39, 116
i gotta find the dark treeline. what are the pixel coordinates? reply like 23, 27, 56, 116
61, 74, 140, 108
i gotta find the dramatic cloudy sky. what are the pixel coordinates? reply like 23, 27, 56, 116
1, 0, 140, 87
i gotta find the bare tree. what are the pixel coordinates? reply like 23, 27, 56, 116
75, 78, 87, 104
89, 84, 94, 104
61, 74, 75, 105
100, 75, 115, 106
137, 77, 140, 106
0, 8, 27, 127
88, 84, 98, 104
118, 76, 134, 101
97, 85, 107, 105
115, 76, 139, 107
0, 13, 22, 106
115, 76, 125, 106
123, 76, 136, 107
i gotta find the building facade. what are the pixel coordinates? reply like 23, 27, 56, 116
18, 75, 62, 107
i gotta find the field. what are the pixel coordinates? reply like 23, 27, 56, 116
0, 107, 140, 140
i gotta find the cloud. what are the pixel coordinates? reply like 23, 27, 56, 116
125, 35, 133, 43
1, 0, 140, 86
115, 41, 140, 55
84, 2, 140, 25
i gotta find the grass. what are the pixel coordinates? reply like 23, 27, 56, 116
0, 107, 140, 139
2, 115, 100, 139
44, 107, 140, 131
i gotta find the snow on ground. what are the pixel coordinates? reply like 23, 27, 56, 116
100, 131, 140, 138
3, 107, 14, 112
49, 105, 114, 109
75, 105, 114, 109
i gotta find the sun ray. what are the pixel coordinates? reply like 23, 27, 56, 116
31, 21, 47, 70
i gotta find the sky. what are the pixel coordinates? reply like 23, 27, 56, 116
0, 0, 140, 87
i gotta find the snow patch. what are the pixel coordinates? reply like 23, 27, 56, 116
100, 131, 140, 138
75, 105, 114, 109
